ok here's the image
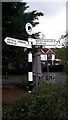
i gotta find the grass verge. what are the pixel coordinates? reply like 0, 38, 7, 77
2, 81, 66, 120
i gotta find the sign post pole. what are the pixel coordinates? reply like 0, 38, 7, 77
25, 23, 33, 93
28, 48, 33, 93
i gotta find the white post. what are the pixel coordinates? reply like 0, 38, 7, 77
28, 48, 33, 92
25, 23, 33, 92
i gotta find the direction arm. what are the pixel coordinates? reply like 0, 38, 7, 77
4, 37, 32, 48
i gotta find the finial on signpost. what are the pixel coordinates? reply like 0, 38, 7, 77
25, 23, 33, 36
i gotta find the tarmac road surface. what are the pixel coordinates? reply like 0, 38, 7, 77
2, 72, 67, 86
42, 72, 67, 83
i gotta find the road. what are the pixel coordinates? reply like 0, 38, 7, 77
2, 78, 22, 85
2, 72, 67, 86
42, 72, 67, 83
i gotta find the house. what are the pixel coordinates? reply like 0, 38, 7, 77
40, 48, 62, 66
32, 48, 63, 75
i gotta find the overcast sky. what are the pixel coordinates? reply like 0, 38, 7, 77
22, 0, 67, 41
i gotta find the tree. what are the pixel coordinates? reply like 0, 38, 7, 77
60, 33, 68, 61
53, 48, 66, 61
2, 2, 43, 73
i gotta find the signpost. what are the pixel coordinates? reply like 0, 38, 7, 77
4, 23, 56, 92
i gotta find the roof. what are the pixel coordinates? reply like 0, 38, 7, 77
40, 48, 56, 55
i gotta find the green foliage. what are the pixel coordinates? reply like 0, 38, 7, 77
53, 48, 66, 60
66, 46, 68, 60
54, 47, 68, 73
2, 82, 66, 120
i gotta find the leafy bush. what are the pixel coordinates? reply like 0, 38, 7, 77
2, 82, 66, 120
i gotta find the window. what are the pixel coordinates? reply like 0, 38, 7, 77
47, 54, 52, 60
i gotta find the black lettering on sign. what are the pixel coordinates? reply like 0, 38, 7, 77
7, 39, 17, 45
18, 40, 27, 44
